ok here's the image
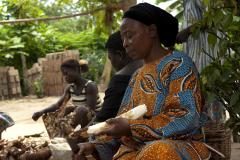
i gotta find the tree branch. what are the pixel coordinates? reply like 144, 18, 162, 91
207, 30, 223, 40
202, 48, 215, 60
0, 7, 106, 24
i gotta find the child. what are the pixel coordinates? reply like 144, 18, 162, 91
32, 59, 101, 138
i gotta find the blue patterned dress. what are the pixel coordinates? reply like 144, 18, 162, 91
113, 51, 210, 160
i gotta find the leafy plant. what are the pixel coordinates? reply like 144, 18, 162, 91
197, 0, 240, 137
0, 0, 123, 88
33, 77, 43, 98
0, 26, 25, 63
56, 29, 107, 82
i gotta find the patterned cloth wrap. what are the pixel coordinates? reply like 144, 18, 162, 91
112, 51, 210, 160
0, 112, 14, 131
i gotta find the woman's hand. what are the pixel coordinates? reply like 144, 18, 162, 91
72, 142, 96, 160
32, 111, 44, 121
96, 118, 131, 138
63, 106, 75, 116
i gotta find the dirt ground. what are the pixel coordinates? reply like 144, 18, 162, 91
0, 96, 57, 139
1, 96, 240, 160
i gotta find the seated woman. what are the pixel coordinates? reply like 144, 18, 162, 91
0, 112, 14, 139
68, 31, 142, 153
94, 31, 143, 123
74, 3, 210, 160
32, 59, 101, 138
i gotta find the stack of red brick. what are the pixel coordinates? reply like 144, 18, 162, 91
0, 67, 21, 100
26, 50, 79, 97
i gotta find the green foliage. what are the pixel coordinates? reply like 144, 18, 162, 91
0, 26, 25, 63
0, 0, 123, 84
156, 0, 183, 20
0, 23, 62, 68
81, 52, 106, 83
57, 29, 107, 82
76, 0, 123, 34
2, 0, 45, 19
156, 0, 168, 3
0, 0, 61, 68
199, 0, 240, 131
174, 43, 183, 51
33, 76, 43, 98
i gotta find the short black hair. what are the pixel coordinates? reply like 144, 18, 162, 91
105, 31, 126, 54
61, 59, 81, 73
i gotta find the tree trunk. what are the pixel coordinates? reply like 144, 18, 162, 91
21, 53, 29, 95
99, 57, 112, 91
121, 0, 137, 11
99, 0, 137, 91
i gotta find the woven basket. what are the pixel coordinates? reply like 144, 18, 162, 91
204, 122, 231, 160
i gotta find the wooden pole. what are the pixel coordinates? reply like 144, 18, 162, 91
20, 53, 29, 95
99, 0, 136, 91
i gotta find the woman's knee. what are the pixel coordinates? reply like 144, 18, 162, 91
191, 141, 210, 159
137, 141, 181, 160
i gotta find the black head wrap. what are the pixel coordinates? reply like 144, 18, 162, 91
123, 3, 178, 47
105, 31, 125, 52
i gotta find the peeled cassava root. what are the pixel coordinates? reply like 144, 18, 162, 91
19, 149, 51, 160
87, 104, 147, 135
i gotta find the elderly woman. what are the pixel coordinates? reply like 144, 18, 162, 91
74, 3, 210, 160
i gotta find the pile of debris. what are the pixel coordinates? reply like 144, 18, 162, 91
0, 137, 51, 160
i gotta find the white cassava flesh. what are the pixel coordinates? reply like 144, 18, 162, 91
87, 104, 147, 135
49, 138, 72, 160
74, 124, 82, 132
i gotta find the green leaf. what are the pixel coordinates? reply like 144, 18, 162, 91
0, 40, 7, 45
228, 24, 239, 31
5, 54, 14, 59
17, 51, 28, 55
167, 1, 182, 10
203, 0, 209, 6
201, 75, 208, 85
207, 92, 216, 103
214, 10, 224, 26
191, 25, 201, 39
11, 37, 22, 44
8, 44, 25, 49
221, 14, 233, 28
233, 101, 240, 114
221, 67, 233, 82
212, 67, 221, 82
208, 33, 217, 48
156, 0, 168, 4
175, 11, 183, 20
218, 40, 228, 57
233, 16, 240, 22
230, 92, 240, 107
